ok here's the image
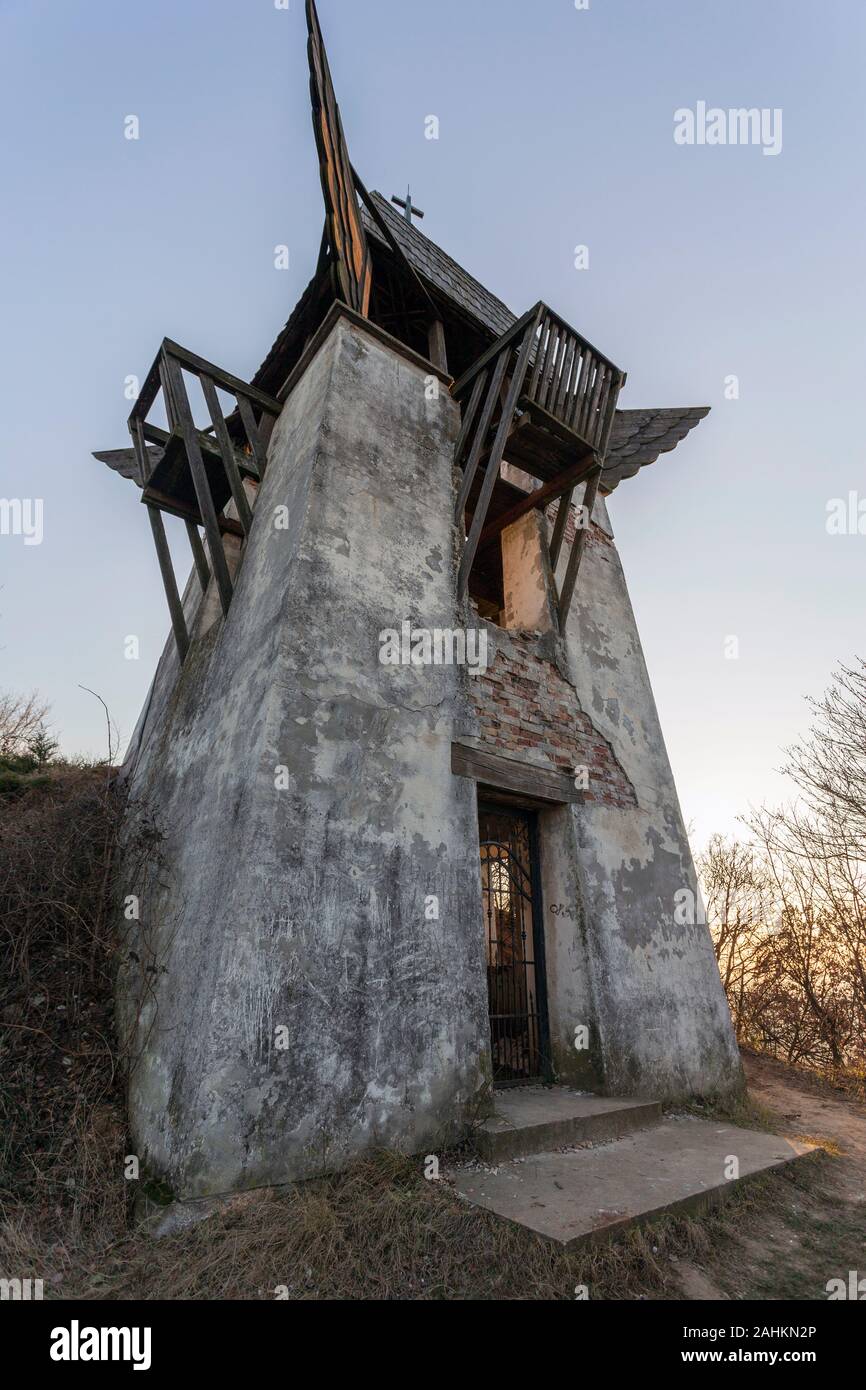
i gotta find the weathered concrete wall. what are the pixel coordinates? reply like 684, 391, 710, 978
119, 315, 490, 1199
554, 489, 742, 1099
461, 479, 740, 1101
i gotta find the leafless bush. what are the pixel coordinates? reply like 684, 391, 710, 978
700, 660, 866, 1092
0, 763, 128, 1260
0, 691, 51, 756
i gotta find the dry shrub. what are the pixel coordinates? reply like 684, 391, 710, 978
0, 763, 128, 1278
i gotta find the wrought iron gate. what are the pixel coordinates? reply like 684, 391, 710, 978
478, 804, 550, 1085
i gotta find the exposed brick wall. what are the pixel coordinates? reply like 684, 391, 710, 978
470, 629, 637, 808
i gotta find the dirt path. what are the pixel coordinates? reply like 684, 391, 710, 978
674, 1053, 866, 1300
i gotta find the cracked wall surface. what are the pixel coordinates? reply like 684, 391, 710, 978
118, 313, 740, 1202
553, 492, 742, 1099
118, 317, 490, 1199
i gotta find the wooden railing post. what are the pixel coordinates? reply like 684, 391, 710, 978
162, 351, 234, 619
454, 354, 510, 527
457, 304, 545, 598
148, 505, 189, 664
199, 374, 254, 536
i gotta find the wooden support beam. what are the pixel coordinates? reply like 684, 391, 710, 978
427, 318, 448, 375
200, 374, 254, 535
128, 353, 165, 427
158, 354, 180, 432
477, 452, 595, 550
558, 467, 601, 627
185, 522, 210, 591
236, 395, 268, 482
453, 350, 510, 527
258, 411, 278, 459
163, 353, 234, 619
452, 370, 487, 472
141, 488, 244, 539
457, 306, 545, 598
549, 489, 574, 571
148, 505, 189, 664
129, 418, 151, 487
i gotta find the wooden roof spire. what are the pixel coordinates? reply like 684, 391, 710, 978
306, 0, 372, 317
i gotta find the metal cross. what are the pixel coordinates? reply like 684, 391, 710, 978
391, 186, 425, 223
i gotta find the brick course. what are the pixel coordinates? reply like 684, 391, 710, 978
470, 627, 637, 808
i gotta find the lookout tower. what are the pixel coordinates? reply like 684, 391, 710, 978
93, 1, 740, 1200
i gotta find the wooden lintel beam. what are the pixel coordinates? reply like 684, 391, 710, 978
451, 742, 583, 805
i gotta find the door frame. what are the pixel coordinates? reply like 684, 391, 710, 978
478, 797, 553, 1086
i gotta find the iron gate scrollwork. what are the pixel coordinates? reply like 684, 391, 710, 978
479, 804, 551, 1085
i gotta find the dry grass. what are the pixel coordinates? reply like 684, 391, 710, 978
31, 1149, 791, 1303
0, 763, 129, 1289
753, 1052, 866, 1106
676, 1085, 779, 1133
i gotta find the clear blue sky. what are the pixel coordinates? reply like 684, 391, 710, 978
1, 0, 864, 845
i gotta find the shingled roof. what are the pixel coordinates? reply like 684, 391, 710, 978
601, 407, 711, 493
361, 192, 516, 338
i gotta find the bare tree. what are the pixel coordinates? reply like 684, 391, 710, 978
702, 661, 866, 1078
699, 835, 771, 1036
0, 691, 50, 756
783, 658, 866, 859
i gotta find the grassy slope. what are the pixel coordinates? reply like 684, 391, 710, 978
2, 772, 864, 1300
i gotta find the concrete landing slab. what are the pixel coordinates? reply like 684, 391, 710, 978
453, 1115, 816, 1247
476, 1088, 662, 1162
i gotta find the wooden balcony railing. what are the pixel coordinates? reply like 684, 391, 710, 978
450, 302, 625, 617
524, 308, 622, 459
127, 340, 282, 662
452, 302, 624, 461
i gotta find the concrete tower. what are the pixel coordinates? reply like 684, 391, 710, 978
93, 1, 741, 1202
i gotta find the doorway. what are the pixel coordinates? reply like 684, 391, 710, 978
478, 802, 551, 1085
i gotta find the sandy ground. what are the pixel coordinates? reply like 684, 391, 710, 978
673, 1052, 866, 1300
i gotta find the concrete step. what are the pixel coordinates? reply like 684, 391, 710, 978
453, 1113, 816, 1248
474, 1088, 663, 1163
